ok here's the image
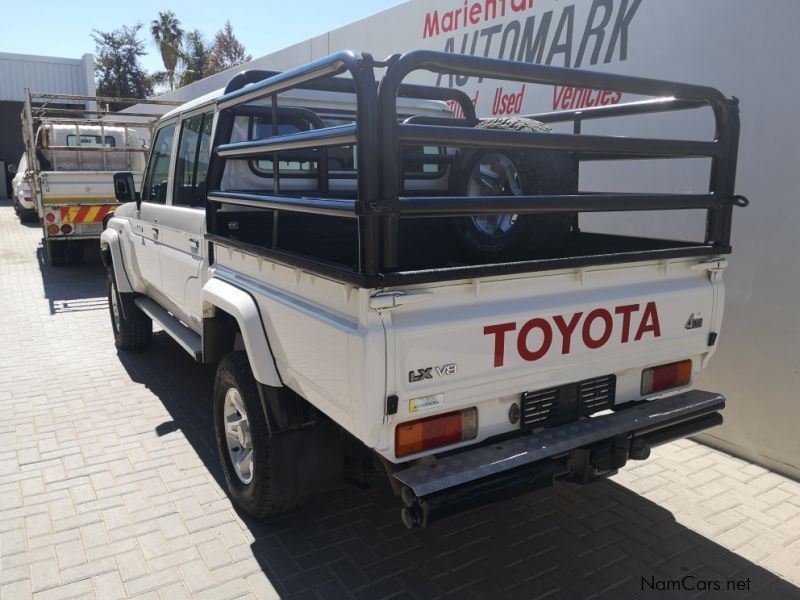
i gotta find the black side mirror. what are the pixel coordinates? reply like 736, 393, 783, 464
113, 172, 140, 209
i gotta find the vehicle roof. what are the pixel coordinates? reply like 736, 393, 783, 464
160, 84, 452, 121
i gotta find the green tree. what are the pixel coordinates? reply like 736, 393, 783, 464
179, 30, 211, 86
93, 24, 152, 105
207, 21, 252, 75
151, 10, 184, 90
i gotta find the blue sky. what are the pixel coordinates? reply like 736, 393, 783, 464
3, 0, 405, 73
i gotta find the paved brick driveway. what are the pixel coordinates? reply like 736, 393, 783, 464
0, 200, 798, 599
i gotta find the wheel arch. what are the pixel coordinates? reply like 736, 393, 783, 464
201, 278, 282, 387
100, 227, 133, 293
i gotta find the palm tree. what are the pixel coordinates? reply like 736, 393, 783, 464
150, 10, 184, 90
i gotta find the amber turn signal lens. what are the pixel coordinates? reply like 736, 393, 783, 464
395, 408, 477, 458
47, 224, 60, 235
641, 360, 692, 395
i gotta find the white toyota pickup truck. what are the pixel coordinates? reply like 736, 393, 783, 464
101, 51, 746, 528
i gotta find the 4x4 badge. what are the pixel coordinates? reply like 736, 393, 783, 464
685, 313, 704, 330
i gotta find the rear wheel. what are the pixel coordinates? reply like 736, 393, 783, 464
449, 117, 577, 260
107, 272, 152, 350
20, 209, 38, 223
214, 352, 306, 518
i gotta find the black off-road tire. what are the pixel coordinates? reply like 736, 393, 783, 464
214, 352, 306, 518
107, 272, 152, 350
449, 117, 578, 260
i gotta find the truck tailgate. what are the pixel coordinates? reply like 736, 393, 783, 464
382, 257, 724, 437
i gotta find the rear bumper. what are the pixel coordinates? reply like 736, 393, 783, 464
393, 390, 724, 527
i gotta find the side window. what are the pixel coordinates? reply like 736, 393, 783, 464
173, 112, 213, 207
142, 122, 176, 203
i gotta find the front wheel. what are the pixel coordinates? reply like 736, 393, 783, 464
214, 352, 305, 518
107, 272, 152, 350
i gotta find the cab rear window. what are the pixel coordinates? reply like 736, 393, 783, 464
66, 134, 116, 148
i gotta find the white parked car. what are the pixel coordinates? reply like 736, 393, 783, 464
10, 154, 36, 221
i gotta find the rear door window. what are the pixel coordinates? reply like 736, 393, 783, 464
174, 112, 213, 207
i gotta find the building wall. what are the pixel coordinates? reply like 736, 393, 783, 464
0, 52, 95, 102
157, 0, 800, 478
0, 52, 95, 195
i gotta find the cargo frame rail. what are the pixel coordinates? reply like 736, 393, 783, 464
205, 49, 744, 287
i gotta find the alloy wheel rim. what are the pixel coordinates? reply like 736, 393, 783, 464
223, 387, 254, 484
110, 284, 121, 332
467, 153, 521, 237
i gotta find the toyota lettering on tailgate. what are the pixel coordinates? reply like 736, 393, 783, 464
484, 302, 662, 367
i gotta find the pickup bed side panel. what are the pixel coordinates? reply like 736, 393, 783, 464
210, 256, 387, 444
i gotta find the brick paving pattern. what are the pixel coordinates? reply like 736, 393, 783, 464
0, 199, 798, 599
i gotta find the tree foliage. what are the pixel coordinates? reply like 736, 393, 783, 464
93, 24, 152, 104
93, 17, 253, 96
207, 21, 252, 74
151, 10, 184, 90
179, 30, 211, 86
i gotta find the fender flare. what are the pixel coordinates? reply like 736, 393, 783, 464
99, 227, 133, 293
201, 278, 282, 387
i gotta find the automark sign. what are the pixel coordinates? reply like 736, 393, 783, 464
420, 0, 640, 115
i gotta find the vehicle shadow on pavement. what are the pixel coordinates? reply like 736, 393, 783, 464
36, 244, 107, 315
114, 335, 799, 600
16, 217, 41, 229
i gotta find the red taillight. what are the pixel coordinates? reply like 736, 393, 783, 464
641, 360, 692, 395
395, 408, 477, 458
60, 224, 73, 234
46, 213, 56, 222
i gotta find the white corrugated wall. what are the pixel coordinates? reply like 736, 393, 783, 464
0, 52, 94, 101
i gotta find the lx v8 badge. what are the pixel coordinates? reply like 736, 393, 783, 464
409, 363, 457, 383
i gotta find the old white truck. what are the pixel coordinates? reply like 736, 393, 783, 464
101, 51, 746, 527
20, 92, 178, 264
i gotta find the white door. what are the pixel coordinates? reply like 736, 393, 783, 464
158, 111, 213, 328
132, 121, 177, 290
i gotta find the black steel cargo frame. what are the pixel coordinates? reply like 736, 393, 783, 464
205, 50, 743, 287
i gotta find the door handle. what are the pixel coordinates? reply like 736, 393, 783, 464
151, 227, 159, 240
189, 238, 200, 253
